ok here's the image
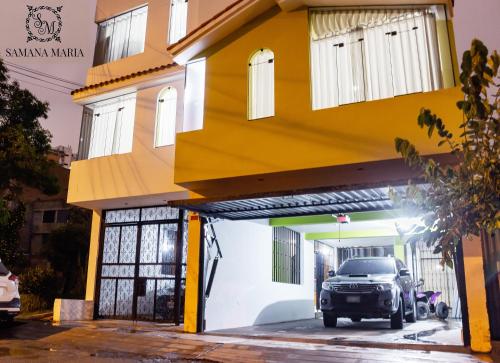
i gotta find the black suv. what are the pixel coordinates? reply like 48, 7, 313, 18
320, 257, 417, 329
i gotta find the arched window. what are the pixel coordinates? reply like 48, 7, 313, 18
154, 87, 177, 147
248, 49, 274, 120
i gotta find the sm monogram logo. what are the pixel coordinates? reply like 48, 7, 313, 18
26, 5, 63, 43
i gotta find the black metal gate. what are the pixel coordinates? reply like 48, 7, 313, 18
95, 206, 187, 324
411, 241, 459, 314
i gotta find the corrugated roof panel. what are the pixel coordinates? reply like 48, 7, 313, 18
169, 185, 409, 220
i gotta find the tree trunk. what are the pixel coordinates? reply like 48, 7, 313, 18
454, 238, 471, 346
481, 229, 500, 341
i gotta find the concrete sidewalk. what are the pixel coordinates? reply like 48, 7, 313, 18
0, 319, 494, 362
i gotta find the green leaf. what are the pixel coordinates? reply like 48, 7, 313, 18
445, 258, 454, 269
428, 123, 435, 137
388, 39, 498, 266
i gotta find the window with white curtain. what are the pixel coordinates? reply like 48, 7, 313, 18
154, 87, 178, 147
183, 58, 206, 132
88, 94, 137, 159
93, 6, 148, 66
310, 7, 447, 110
168, 0, 188, 44
248, 49, 275, 120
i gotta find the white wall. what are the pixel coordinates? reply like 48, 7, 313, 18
205, 220, 315, 331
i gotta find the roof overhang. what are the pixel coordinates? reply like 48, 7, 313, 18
168, 0, 276, 65
72, 64, 184, 105
169, 185, 410, 220
169, 0, 453, 65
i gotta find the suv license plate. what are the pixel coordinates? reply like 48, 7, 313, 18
346, 295, 360, 303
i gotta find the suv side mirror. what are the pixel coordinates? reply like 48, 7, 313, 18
328, 270, 336, 277
399, 268, 410, 277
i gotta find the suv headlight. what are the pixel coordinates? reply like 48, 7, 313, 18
322, 282, 334, 291
377, 282, 395, 291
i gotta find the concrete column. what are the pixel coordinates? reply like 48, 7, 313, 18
184, 212, 203, 333
85, 210, 102, 301
394, 236, 405, 261
463, 234, 492, 352
332, 246, 339, 270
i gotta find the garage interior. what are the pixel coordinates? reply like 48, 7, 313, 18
174, 186, 464, 346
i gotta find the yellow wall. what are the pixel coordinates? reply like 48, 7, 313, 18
186, 0, 237, 35
85, 210, 102, 301
463, 235, 492, 353
88, 0, 172, 85
394, 237, 405, 261
68, 81, 188, 210
174, 7, 462, 191
88, 0, 237, 86
184, 213, 203, 333
70, 0, 244, 210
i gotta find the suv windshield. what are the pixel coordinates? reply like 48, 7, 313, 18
0, 261, 9, 276
337, 259, 395, 275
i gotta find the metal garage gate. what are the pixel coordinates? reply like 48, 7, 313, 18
410, 241, 460, 317
95, 206, 187, 324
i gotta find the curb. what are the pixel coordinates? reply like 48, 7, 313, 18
17, 312, 53, 321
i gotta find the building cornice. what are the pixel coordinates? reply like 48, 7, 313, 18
167, 0, 251, 53
71, 63, 179, 96
168, 0, 276, 65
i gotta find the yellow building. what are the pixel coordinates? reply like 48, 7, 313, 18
68, 0, 236, 327
67, 0, 494, 353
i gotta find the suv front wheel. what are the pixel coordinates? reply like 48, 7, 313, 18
405, 297, 417, 323
390, 298, 404, 329
323, 312, 338, 328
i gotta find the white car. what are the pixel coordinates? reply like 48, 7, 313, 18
0, 259, 20, 322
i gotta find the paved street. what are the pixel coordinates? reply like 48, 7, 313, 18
0, 320, 493, 362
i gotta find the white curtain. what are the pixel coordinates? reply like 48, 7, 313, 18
249, 49, 275, 120
94, 18, 114, 65
155, 87, 178, 147
311, 9, 421, 40
183, 59, 206, 132
88, 94, 136, 159
88, 100, 116, 158
169, 0, 188, 44
94, 6, 148, 65
112, 95, 136, 154
109, 12, 132, 62
310, 8, 442, 110
128, 7, 148, 56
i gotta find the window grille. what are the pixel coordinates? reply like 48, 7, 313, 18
272, 227, 301, 284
